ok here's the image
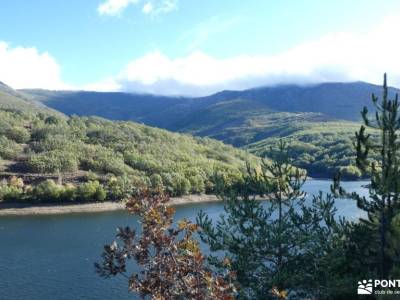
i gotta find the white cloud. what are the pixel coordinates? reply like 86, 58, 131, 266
141, 0, 178, 17
86, 14, 400, 96
98, 0, 177, 17
98, 0, 139, 16
142, 2, 153, 14
0, 42, 69, 90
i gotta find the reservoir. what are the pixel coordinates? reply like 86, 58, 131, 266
0, 180, 369, 300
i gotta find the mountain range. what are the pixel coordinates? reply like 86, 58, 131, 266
21, 81, 399, 145
23, 82, 399, 123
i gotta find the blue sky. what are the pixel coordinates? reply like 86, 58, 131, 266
1, 0, 400, 95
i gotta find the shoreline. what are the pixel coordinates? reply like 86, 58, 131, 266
0, 194, 220, 216
0, 178, 369, 217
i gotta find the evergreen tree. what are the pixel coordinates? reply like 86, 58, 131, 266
197, 141, 354, 299
337, 74, 400, 278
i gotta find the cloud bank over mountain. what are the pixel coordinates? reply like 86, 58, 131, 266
85, 15, 400, 96
1, 15, 400, 95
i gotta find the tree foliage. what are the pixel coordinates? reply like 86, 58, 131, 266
95, 190, 236, 299
335, 74, 400, 279
198, 142, 365, 299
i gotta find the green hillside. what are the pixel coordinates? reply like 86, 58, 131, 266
164, 98, 368, 178
170, 100, 337, 146
0, 82, 62, 116
245, 121, 371, 178
0, 107, 256, 203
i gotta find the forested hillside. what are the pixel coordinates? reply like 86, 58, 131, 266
0, 106, 256, 203
246, 121, 367, 178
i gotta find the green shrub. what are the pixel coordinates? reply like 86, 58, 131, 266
0, 136, 22, 159
339, 165, 362, 179
59, 184, 77, 202
189, 175, 205, 194
85, 171, 99, 181
6, 126, 30, 143
81, 148, 130, 176
150, 174, 164, 190
165, 173, 191, 196
30, 135, 74, 152
106, 175, 134, 200
31, 180, 64, 202
27, 150, 79, 173
0, 185, 24, 202
76, 181, 106, 202
124, 152, 162, 173
44, 116, 60, 125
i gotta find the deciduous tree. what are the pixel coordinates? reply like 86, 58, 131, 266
96, 190, 236, 299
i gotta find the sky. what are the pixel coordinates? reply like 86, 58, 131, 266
1, 0, 400, 96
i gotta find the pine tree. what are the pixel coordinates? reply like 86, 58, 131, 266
338, 73, 400, 278
197, 141, 353, 299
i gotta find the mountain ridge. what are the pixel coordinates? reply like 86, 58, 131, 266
19, 81, 400, 125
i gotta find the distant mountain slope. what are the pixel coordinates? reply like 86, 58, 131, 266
0, 82, 62, 116
21, 89, 183, 126
21, 81, 399, 147
198, 81, 399, 121
168, 100, 338, 146
22, 81, 400, 125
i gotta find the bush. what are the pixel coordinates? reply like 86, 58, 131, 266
81, 148, 130, 176
59, 183, 77, 202
85, 171, 99, 181
106, 175, 134, 200
339, 165, 362, 179
189, 175, 205, 194
31, 180, 64, 202
30, 135, 74, 152
0, 136, 21, 159
6, 126, 30, 143
172, 174, 191, 196
45, 116, 60, 125
76, 181, 106, 202
27, 150, 79, 173
0, 185, 24, 202
150, 174, 164, 190
124, 152, 162, 173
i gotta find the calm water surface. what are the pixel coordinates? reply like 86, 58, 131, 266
0, 180, 368, 300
